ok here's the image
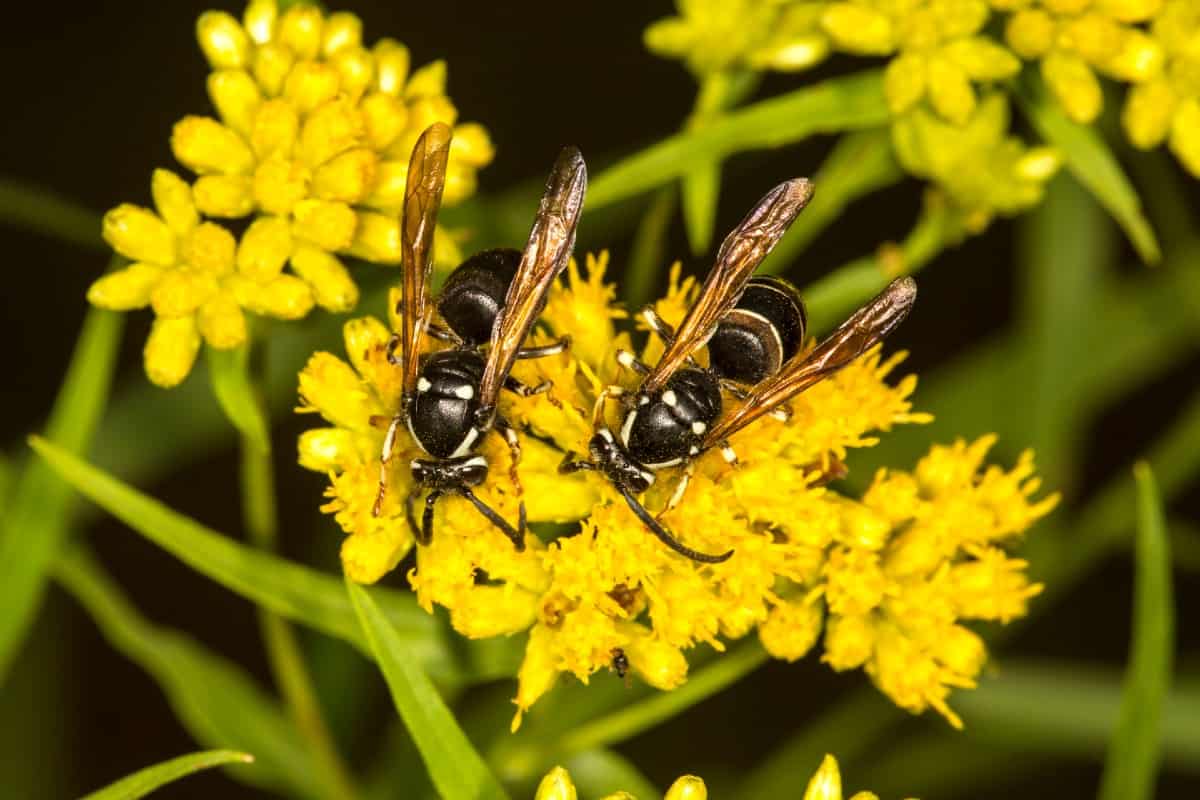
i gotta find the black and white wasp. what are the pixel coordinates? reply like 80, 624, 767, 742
373, 122, 587, 551
561, 178, 917, 563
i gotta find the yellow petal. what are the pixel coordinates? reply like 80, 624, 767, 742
405, 59, 447, 98
87, 262, 164, 310
150, 268, 218, 318
927, 56, 976, 125
290, 244, 359, 311
373, 39, 411, 96
102, 204, 176, 265
942, 37, 1021, 80
207, 70, 262, 137
278, 3, 324, 60
197, 290, 248, 349
237, 215, 293, 281
450, 122, 496, 167
803, 755, 843, 800
448, 585, 539, 638
346, 211, 401, 264
193, 175, 256, 218
196, 11, 249, 70
292, 199, 357, 251
625, 635, 688, 690
820, 4, 894, 55
297, 427, 359, 472
1104, 29, 1165, 82
229, 273, 315, 319
144, 315, 201, 388
150, 169, 198, 236
534, 767, 577, 800
311, 147, 377, 203
172, 116, 256, 176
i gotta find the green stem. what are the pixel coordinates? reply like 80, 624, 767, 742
0, 177, 104, 250
623, 184, 678, 309
238, 373, 358, 800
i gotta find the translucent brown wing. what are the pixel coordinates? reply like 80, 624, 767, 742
640, 178, 814, 395
703, 277, 917, 445
398, 122, 452, 400
476, 146, 588, 417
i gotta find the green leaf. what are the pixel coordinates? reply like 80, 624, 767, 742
682, 160, 721, 256
80, 749, 253, 800
1015, 73, 1160, 264
760, 127, 904, 277
0, 303, 123, 680
27, 436, 464, 684
346, 578, 510, 800
624, 185, 679, 308
206, 344, 271, 455
588, 70, 888, 210
1098, 464, 1175, 800
55, 547, 319, 797
562, 749, 660, 800
0, 177, 104, 250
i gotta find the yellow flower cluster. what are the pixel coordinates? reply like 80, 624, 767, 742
1122, 0, 1200, 176
296, 253, 1057, 729
536, 753, 909, 800
88, 0, 492, 386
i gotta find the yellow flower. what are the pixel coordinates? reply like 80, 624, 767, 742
821, 0, 1021, 124
176, 0, 492, 307
89, 169, 314, 386
296, 254, 1055, 729
536, 754, 905, 800
1121, 0, 1200, 176
892, 94, 1061, 232
646, 1, 832, 75
1004, 0, 1165, 123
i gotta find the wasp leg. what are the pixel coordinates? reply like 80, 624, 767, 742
516, 335, 571, 360
459, 486, 525, 551
658, 461, 694, 519
405, 488, 423, 544
718, 440, 740, 467
592, 385, 624, 428
373, 415, 403, 516
504, 375, 553, 398
719, 379, 750, 401
618, 486, 732, 563
420, 489, 444, 546
425, 323, 464, 346
640, 306, 676, 344
559, 451, 597, 474
615, 349, 651, 375
493, 415, 524, 496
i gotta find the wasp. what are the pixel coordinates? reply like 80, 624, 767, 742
374, 122, 587, 551
561, 178, 917, 563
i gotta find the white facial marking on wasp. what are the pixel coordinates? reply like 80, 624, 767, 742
417, 377, 432, 393
662, 390, 677, 407
644, 457, 683, 469
617, 350, 635, 368
689, 445, 699, 455
619, 408, 638, 447
638, 394, 650, 406
598, 428, 615, 443
640, 470, 656, 485
464, 455, 488, 468
449, 426, 480, 459
691, 420, 706, 434
454, 384, 474, 400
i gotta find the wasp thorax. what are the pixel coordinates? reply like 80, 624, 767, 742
621, 369, 721, 469
407, 350, 486, 459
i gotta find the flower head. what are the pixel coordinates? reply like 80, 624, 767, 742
297, 253, 1056, 729
1122, 0, 1200, 176
1004, 0, 1165, 123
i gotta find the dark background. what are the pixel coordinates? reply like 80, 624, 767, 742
1, 2, 1197, 798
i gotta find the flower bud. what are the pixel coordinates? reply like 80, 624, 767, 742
144, 315, 201, 388
290, 245, 358, 311
230, 273, 314, 319
87, 263, 163, 310
312, 148, 377, 203
322, 11, 362, 57
821, 4, 895, 55
208, 70, 262, 136
197, 291, 248, 349
346, 211, 402, 263
237, 216, 293, 281
298, 427, 359, 472
150, 268, 218, 318
253, 43, 295, 97
172, 116, 256, 176
103, 204, 176, 266
283, 62, 341, 115
406, 59, 447, 98
1123, 79, 1176, 149
291, 199, 357, 251
759, 599, 823, 661
151, 169, 199, 236
1170, 98, 1200, 177
361, 93, 408, 151
180, 222, 237, 276
823, 613, 874, 670
665, 776, 707, 800
193, 175, 256, 218
300, 99, 365, 168
278, 3, 324, 60
242, 0, 277, 45
802, 755, 843, 800
625, 634, 688, 690
1042, 52, 1103, 123
196, 11, 250, 70
373, 39, 411, 96
884, 53, 927, 115
534, 767, 577, 800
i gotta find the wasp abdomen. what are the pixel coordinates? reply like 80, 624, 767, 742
437, 248, 522, 345
708, 276, 807, 384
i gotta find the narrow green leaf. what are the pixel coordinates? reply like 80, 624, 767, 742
624, 185, 678, 308
346, 578, 510, 800
1015, 74, 1160, 263
953, 662, 1198, 770
28, 436, 462, 684
681, 160, 720, 256
207, 344, 271, 455
562, 749, 660, 800
588, 70, 888, 210
1098, 464, 1175, 800
55, 547, 319, 797
0, 177, 104, 250
0, 303, 123, 680
760, 127, 904, 277
80, 749, 253, 800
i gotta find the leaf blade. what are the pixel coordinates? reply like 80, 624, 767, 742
1015, 74, 1160, 263
206, 344, 271, 455
1098, 464, 1175, 800
80, 750, 254, 800
347, 579, 510, 800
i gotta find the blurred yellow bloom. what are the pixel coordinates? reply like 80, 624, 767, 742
821, 0, 1021, 124
646, 0, 832, 75
297, 254, 1055, 729
178, 0, 492, 306
892, 94, 1061, 232
1122, 0, 1200, 176
1004, 0, 1165, 123
89, 169, 314, 386
537, 754, 907, 800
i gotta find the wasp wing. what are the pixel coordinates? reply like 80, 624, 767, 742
477, 146, 587, 416
703, 277, 917, 445
398, 122, 452, 400
640, 178, 814, 395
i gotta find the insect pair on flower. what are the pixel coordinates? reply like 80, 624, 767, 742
375, 122, 917, 563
